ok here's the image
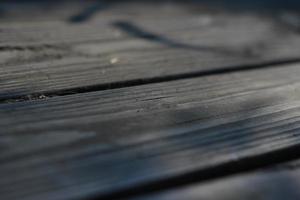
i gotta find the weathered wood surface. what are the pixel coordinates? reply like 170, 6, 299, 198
2, 1, 300, 200
3, 62, 300, 199
132, 160, 300, 200
1, 2, 300, 100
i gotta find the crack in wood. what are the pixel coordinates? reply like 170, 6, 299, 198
1, 58, 300, 104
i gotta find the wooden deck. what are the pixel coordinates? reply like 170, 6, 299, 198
2, 1, 300, 199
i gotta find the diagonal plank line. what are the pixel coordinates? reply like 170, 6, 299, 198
1, 58, 300, 104
89, 142, 300, 200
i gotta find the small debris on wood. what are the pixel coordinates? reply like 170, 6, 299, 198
110, 57, 119, 64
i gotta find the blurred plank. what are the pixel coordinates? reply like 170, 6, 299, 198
132, 160, 300, 200
2, 63, 300, 199
1, 2, 300, 100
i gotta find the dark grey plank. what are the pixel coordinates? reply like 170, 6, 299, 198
2, 63, 300, 199
132, 160, 300, 200
1, 2, 300, 99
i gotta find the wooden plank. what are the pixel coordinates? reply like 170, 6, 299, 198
2, 63, 300, 199
1, 3, 300, 99
131, 160, 300, 200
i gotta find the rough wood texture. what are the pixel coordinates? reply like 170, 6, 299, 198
3, 63, 300, 199
1, 2, 300, 100
2, 1, 300, 200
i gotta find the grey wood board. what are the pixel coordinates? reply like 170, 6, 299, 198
2, 63, 300, 199
1, 8, 300, 99
132, 161, 300, 200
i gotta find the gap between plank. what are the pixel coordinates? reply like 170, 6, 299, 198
1, 58, 300, 104
88, 142, 300, 200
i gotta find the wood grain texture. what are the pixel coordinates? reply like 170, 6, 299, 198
3, 2, 300, 200
2, 63, 300, 199
1, 2, 300, 99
